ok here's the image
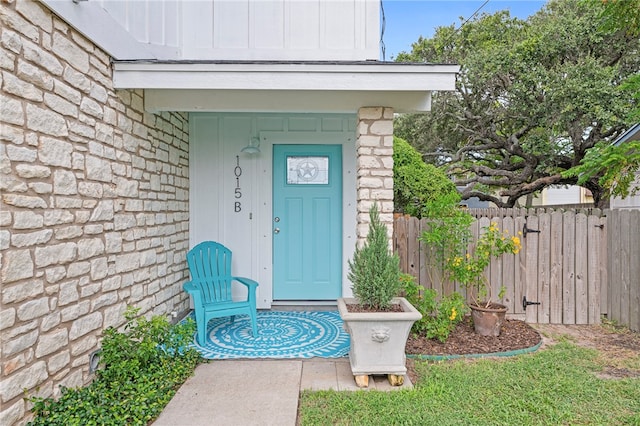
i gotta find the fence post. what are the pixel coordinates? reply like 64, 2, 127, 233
630, 211, 640, 331
587, 214, 602, 325
575, 213, 589, 324
537, 212, 551, 324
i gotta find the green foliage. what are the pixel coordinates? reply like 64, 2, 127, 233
597, 0, 640, 37
420, 194, 520, 307
393, 137, 458, 218
28, 307, 200, 426
299, 342, 640, 425
394, 0, 639, 208
402, 274, 467, 343
419, 192, 473, 288
348, 204, 401, 310
620, 75, 640, 122
446, 222, 522, 307
563, 139, 640, 200
595, 0, 640, 121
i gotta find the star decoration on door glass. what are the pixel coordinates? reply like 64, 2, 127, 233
297, 160, 319, 181
287, 156, 329, 184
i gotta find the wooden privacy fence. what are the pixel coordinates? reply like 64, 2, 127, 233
607, 209, 640, 331
394, 208, 608, 326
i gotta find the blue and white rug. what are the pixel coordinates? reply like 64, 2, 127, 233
190, 311, 350, 359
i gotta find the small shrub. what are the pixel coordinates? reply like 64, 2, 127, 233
28, 307, 200, 426
420, 192, 474, 289
348, 203, 401, 310
402, 274, 467, 342
445, 221, 522, 307
393, 137, 458, 218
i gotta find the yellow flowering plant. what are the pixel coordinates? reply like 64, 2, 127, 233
446, 222, 522, 308
401, 274, 467, 342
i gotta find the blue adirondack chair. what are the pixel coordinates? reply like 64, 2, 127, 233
183, 241, 259, 345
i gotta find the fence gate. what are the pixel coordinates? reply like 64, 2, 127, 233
607, 209, 640, 331
394, 208, 607, 325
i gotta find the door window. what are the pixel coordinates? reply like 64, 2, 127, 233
286, 156, 329, 185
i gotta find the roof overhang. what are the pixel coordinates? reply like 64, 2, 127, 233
613, 123, 640, 146
112, 61, 459, 113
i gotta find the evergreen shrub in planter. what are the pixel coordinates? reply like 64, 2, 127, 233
338, 204, 421, 387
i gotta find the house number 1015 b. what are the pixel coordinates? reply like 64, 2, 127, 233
234, 156, 242, 212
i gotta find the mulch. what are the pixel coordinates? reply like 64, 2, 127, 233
403, 318, 640, 385
405, 316, 542, 356
403, 316, 542, 385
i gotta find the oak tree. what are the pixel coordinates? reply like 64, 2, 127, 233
395, 0, 639, 208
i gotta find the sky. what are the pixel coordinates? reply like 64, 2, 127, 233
381, 0, 547, 60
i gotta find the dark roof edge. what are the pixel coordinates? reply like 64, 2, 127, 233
112, 59, 457, 66
612, 123, 640, 146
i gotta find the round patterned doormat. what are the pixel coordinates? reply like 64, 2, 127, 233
190, 311, 350, 359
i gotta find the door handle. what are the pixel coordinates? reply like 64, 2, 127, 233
274, 227, 280, 234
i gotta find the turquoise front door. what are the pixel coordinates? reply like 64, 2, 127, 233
273, 144, 342, 300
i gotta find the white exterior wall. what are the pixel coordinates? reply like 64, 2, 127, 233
189, 113, 358, 308
534, 185, 594, 206
611, 173, 640, 209
542, 185, 582, 205
97, 0, 180, 49
98, 0, 380, 61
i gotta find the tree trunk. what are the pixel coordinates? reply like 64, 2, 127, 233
591, 187, 610, 209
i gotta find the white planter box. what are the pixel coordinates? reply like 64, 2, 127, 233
338, 297, 422, 376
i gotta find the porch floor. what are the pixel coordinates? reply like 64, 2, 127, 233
153, 358, 412, 426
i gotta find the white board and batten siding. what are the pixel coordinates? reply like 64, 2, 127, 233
190, 113, 357, 309
96, 0, 180, 48
97, 0, 380, 61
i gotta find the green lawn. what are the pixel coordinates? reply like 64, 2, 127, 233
298, 341, 640, 425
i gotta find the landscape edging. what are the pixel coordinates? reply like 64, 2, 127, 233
407, 340, 543, 361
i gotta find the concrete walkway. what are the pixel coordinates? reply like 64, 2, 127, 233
153, 358, 412, 426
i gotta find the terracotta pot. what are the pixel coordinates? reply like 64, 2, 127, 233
469, 303, 508, 336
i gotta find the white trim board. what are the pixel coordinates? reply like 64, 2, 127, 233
114, 61, 459, 113
258, 131, 357, 304
113, 62, 459, 91
144, 89, 433, 114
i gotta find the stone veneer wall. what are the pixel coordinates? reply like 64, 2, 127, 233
356, 107, 395, 245
0, 2, 191, 424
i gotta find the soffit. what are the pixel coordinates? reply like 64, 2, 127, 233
112, 61, 459, 113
